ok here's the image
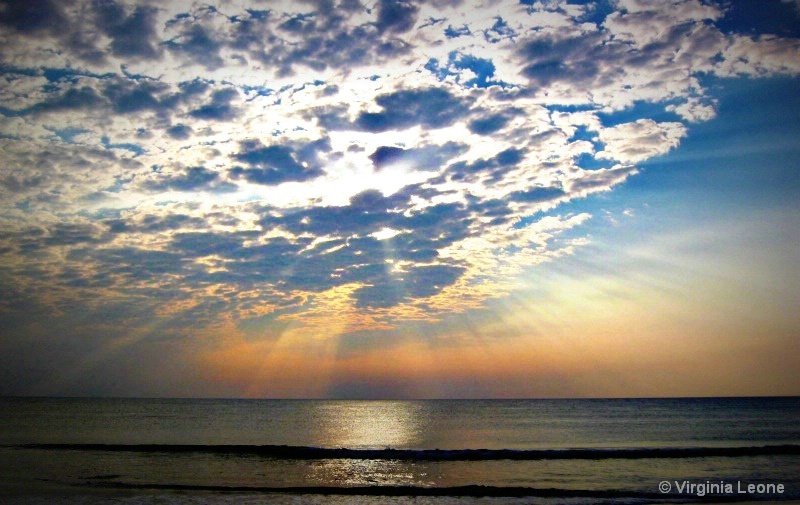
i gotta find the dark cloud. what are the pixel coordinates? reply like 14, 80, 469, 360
240, 189, 472, 307
266, 185, 468, 267
42, 222, 111, 247
404, 264, 464, 296
446, 148, 526, 183
375, 0, 419, 34
229, 138, 328, 185
92, 0, 162, 60
444, 24, 471, 38
401, 201, 472, 246
517, 27, 699, 93
171, 231, 244, 257
0, 143, 119, 212
468, 113, 512, 135
213, 237, 312, 287
143, 166, 232, 192
258, 22, 412, 76
165, 22, 225, 70
104, 213, 206, 234
166, 124, 193, 140
272, 189, 401, 237
189, 88, 239, 121
379, 230, 442, 263
519, 33, 606, 87
509, 185, 566, 203
103, 78, 173, 114
0, 223, 110, 253
312, 104, 352, 130
0, 0, 162, 65
0, 1, 406, 80
0, 0, 68, 33
353, 263, 465, 308
101, 135, 145, 156
0, 172, 46, 193
278, 12, 316, 34
267, 217, 467, 307
70, 246, 186, 281
369, 146, 407, 168
227, 0, 409, 76
177, 78, 212, 97
231, 0, 416, 74
3, 71, 231, 130
369, 142, 467, 170
355, 88, 468, 132
33, 87, 106, 115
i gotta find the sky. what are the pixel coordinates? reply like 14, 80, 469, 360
0, 0, 799, 398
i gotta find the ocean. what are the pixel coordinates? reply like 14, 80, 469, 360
0, 397, 798, 504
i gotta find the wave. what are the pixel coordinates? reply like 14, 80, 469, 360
88, 482, 672, 499
13, 443, 800, 461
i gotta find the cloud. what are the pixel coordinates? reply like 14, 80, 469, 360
0, 0, 68, 34
518, 32, 608, 87
104, 78, 171, 114
353, 263, 465, 308
1, 0, 800, 376
355, 87, 469, 131
189, 87, 239, 121
510, 185, 566, 204
446, 147, 526, 184
597, 119, 687, 164
468, 112, 513, 135
171, 231, 245, 257
32, 86, 106, 115
104, 213, 206, 234
92, 1, 162, 60
143, 166, 234, 193
267, 189, 402, 237
229, 138, 328, 185
369, 142, 467, 170
164, 7, 226, 70
376, 0, 420, 34
166, 124, 193, 140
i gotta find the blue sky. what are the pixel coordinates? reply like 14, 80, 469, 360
0, 0, 798, 398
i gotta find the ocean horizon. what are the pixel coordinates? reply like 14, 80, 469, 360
1, 396, 798, 504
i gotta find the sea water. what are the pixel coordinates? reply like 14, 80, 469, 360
1, 397, 798, 504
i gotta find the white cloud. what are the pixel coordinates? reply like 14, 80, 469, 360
719, 35, 800, 77
597, 119, 687, 164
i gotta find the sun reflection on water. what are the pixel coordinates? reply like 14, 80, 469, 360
304, 458, 432, 487
301, 401, 432, 487
313, 400, 423, 449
